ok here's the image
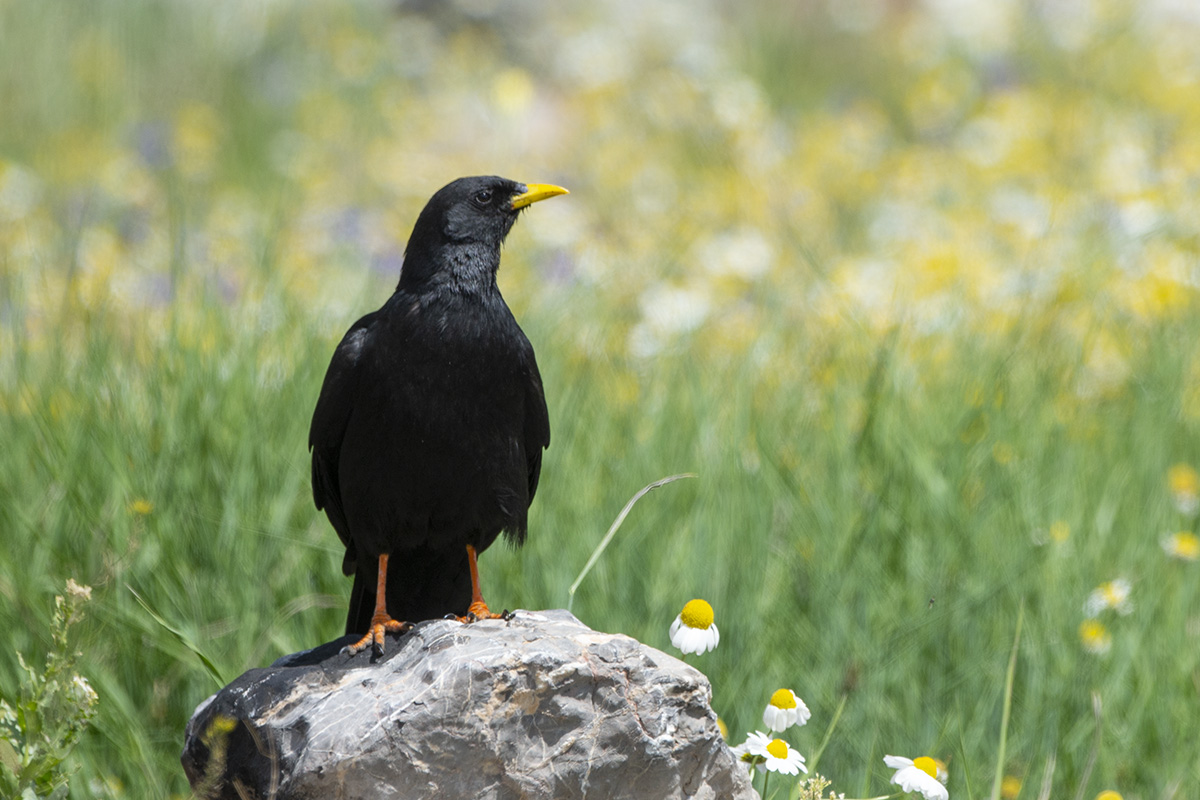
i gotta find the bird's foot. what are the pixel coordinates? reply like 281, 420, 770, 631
458, 601, 509, 623
342, 613, 412, 656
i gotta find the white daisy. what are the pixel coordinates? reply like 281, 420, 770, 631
729, 730, 772, 766
1162, 531, 1200, 561
762, 688, 811, 732
885, 755, 948, 800
1168, 463, 1200, 516
761, 737, 807, 775
1083, 578, 1132, 618
669, 598, 719, 655
1079, 619, 1112, 655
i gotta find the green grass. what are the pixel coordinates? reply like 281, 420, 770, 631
2, 1, 1199, 798
5, 285, 1197, 797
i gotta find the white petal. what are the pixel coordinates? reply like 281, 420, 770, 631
742, 731, 772, 757
884, 755, 914, 769
892, 766, 949, 800
765, 757, 799, 775
793, 696, 812, 726
672, 624, 718, 654
762, 705, 785, 732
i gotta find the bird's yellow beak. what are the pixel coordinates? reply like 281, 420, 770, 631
510, 183, 569, 210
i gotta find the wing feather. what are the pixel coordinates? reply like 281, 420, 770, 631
523, 348, 551, 505
309, 312, 378, 571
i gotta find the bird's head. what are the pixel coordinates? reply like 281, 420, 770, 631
399, 176, 568, 293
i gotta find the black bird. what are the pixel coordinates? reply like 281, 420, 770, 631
308, 176, 565, 655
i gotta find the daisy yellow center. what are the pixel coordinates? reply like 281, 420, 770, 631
1102, 582, 1123, 605
1079, 619, 1110, 648
1173, 532, 1200, 558
680, 599, 714, 629
769, 689, 796, 709
913, 756, 938, 779
1168, 463, 1199, 495
766, 739, 789, 759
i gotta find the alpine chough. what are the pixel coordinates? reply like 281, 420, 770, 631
308, 175, 565, 655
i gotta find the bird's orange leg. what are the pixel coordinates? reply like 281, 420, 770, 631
459, 544, 505, 622
344, 554, 410, 655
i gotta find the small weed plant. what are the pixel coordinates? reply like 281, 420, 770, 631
0, 580, 98, 800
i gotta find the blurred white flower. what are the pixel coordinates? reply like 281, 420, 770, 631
0, 161, 44, 222
1079, 619, 1112, 655
629, 283, 711, 357
711, 77, 769, 132
1168, 464, 1200, 516
696, 228, 774, 280
1162, 531, 1200, 561
1084, 578, 1132, 618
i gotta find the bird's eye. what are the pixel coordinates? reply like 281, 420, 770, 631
473, 189, 494, 206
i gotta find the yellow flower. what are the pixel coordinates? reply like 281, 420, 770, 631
1079, 619, 1112, 655
492, 68, 535, 116
1049, 520, 1070, 542
1161, 531, 1200, 561
1168, 463, 1200, 516
129, 499, 154, 515
1001, 775, 1022, 798
1095, 791, 1122, 800
173, 102, 222, 180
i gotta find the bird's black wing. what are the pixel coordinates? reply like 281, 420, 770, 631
309, 311, 379, 572
523, 346, 551, 505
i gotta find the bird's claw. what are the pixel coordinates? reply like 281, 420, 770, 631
343, 615, 410, 656
457, 600, 506, 624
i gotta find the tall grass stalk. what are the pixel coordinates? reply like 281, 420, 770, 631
990, 601, 1023, 800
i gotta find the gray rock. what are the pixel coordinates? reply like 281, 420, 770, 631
181, 609, 755, 800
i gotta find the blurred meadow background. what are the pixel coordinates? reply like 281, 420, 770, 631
2, 0, 1200, 797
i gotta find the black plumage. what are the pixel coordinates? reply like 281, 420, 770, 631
308, 175, 565, 654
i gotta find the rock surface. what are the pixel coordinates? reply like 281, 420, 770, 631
181, 609, 755, 799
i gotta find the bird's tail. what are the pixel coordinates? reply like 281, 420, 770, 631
345, 547, 473, 636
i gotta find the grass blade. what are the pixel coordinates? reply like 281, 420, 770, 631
990, 599, 1024, 800
806, 692, 847, 775
567, 473, 696, 611
1036, 751, 1057, 800
1070, 692, 1103, 800
127, 584, 226, 688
